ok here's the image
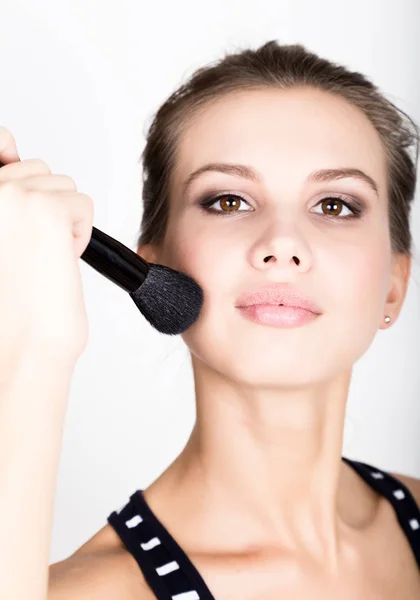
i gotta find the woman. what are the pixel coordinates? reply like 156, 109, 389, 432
1, 40, 420, 599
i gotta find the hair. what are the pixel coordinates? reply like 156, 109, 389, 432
136, 40, 420, 264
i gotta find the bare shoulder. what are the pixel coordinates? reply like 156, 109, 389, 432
389, 469, 420, 508
48, 524, 153, 599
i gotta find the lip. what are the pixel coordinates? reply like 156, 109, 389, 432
235, 283, 322, 314
237, 304, 319, 328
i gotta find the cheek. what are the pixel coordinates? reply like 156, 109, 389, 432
331, 240, 390, 319
174, 232, 246, 365
163, 225, 239, 298
313, 239, 391, 372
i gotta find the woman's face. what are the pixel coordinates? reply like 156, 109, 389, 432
148, 87, 394, 387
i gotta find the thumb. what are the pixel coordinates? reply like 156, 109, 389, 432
0, 126, 20, 164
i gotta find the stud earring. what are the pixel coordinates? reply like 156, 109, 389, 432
384, 316, 391, 324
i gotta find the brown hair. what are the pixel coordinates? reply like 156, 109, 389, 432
136, 40, 419, 261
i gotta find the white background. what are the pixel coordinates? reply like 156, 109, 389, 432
0, 0, 419, 565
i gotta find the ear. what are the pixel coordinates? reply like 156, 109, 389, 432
383, 252, 411, 325
136, 244, 159, 264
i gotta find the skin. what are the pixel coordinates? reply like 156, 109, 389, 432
135, 87, 412, 583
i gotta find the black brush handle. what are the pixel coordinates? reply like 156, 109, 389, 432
0, 160, 149, 293
80, 226, 149, 292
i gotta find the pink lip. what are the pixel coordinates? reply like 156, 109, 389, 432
235, 283, 322, 315
237, 304, 319, 328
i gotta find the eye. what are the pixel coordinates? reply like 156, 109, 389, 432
314, 197, 358, 219
198, 192, 364, 220
199, 193, 251, 214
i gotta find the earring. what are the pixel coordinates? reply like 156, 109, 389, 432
384, 316, 391, 324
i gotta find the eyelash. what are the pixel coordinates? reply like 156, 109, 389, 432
198, 192, 364, 221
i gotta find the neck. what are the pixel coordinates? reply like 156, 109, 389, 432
171, 359, 358, 570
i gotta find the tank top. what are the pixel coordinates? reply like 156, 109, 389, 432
107, 456, 420, 599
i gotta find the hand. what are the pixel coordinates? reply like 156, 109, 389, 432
0, 126, 94, 367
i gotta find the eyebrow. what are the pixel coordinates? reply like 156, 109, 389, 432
182, 162, 379, 197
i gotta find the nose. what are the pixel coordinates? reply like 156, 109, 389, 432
251, 220, 312, 275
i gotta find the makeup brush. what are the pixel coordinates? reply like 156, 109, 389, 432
0, 161, 204, 335
80, 225, 204, 335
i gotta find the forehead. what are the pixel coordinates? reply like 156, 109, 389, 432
172, 87, 387, 195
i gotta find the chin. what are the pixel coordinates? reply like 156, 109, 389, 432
222, 364, 329, 389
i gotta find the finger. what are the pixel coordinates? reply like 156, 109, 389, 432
0, 159, 51, 180
38, 189, 95, 258
19, 174, 78, 192
0, 127, 20, 164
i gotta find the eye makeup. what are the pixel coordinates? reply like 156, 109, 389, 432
196, 190, 367, 221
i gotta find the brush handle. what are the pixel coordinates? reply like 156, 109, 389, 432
80, 226, 149, 292
0, 160, 149, 293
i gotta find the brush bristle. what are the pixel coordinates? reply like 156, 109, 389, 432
128, 263, 204, 335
